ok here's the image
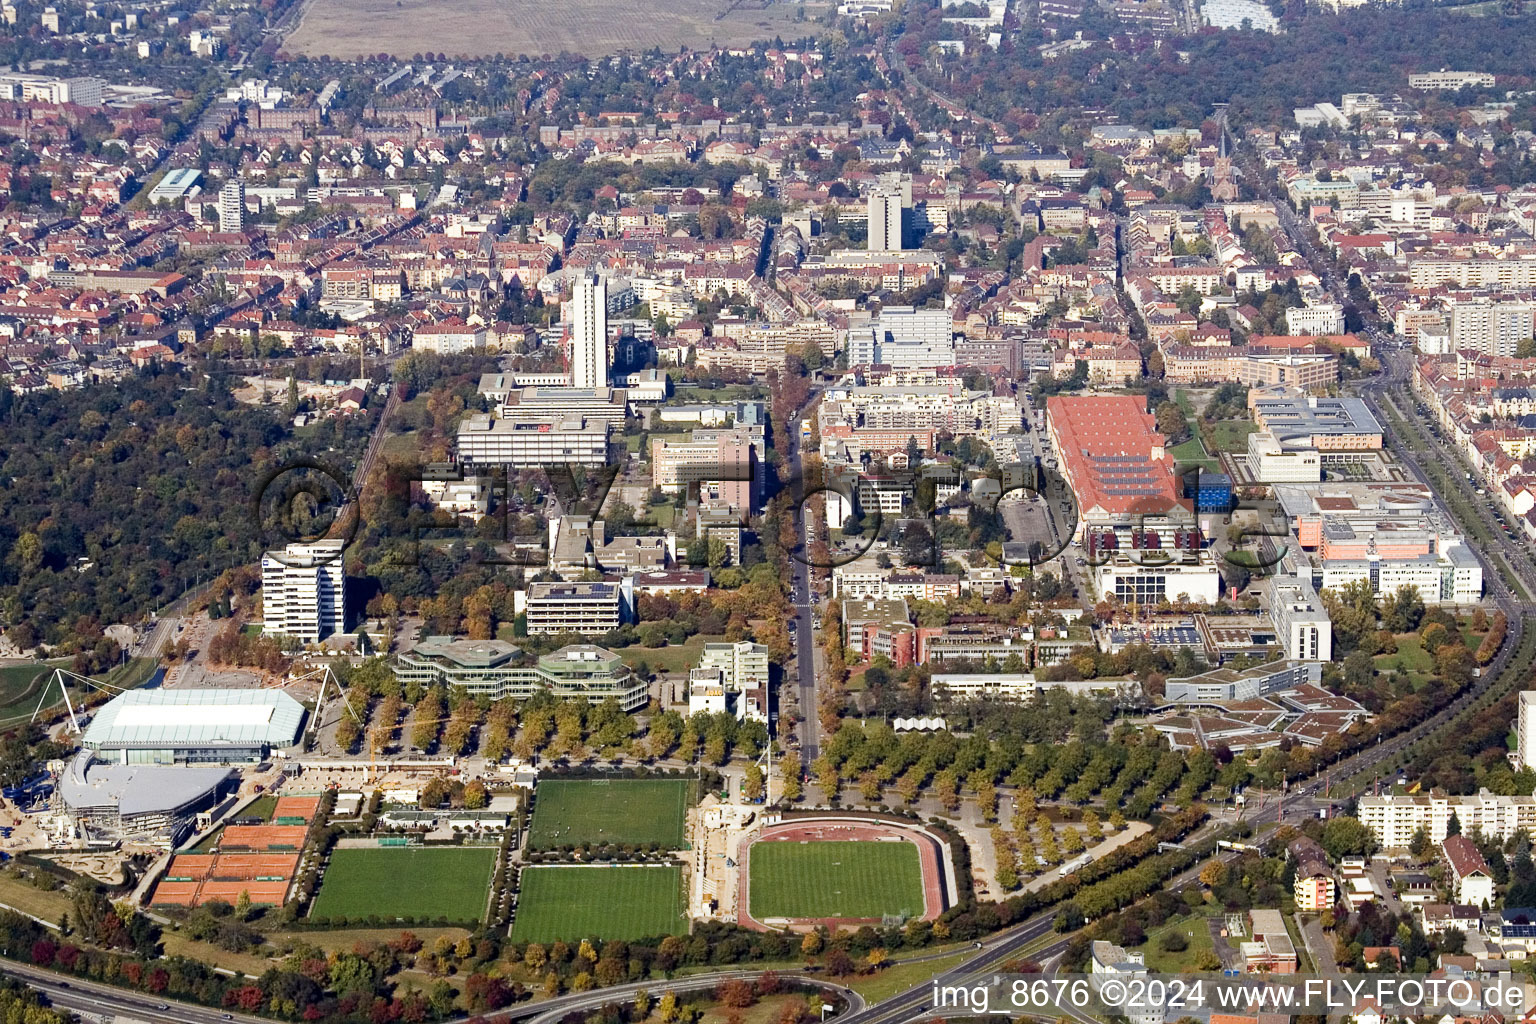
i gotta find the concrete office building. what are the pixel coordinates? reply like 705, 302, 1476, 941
846, 307, 955, 369
456, 413, 609, 468
1269, 575, 1333, 661
571, 272, 608, 389
218, 178, 245, 233
867, 188, 903, 252
1162, 661, 1321, 704
261, 539, 345, 642
1247, 432, 1323, 482
394, 639, 647, 709
651, 432, 758, 510
1285, 303, 1346, 336
524, 579, 630, 635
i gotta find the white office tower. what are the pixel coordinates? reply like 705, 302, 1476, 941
572, 272, 608, 389
868, 188, 903, 252
1517, 691, 1536, 771
217, 178, 245, 233
261, 539, 345, 642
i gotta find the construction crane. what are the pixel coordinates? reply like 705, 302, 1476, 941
363, 714, 466, 785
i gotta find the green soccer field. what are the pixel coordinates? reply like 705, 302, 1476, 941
510, 865, 685, 942
310, 847, 496, 923
749, 841, 926, 920
527, 778, 689, 849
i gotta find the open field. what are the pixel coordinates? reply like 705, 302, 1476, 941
528, 778, 689, 849
284, 0, 833, 59
310, 847, 496, 922
613, 634, 727, 675
748, 841, 925, 920
510, 865, 684, 942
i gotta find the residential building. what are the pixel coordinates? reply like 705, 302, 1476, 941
1090, 942, 1162, 1024
846, 307, 955, 369
695, 641, 770, 723
1443, 835, 1495, 908
572, 272, 609, 389
868, 187, 903, 252
1358, 789, 1536, 847
261, 539, 345, 642
1447, 298, 1534, 358
1516, 691, 1536, 772
1289, 838, 1337, 912
218, 178, 245, 233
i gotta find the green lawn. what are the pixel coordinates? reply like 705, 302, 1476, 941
1204, 420, 1257, 453
241, 795, 278, 821
1168, 438, 1218, 472
527, 778, 689, 849
1134, 913, 1216, 972
749, 841, 925, 920
510, 865, 684, 942
310, 847, 496, 923
612, 634, 727, 675
1374, 632, 1434, 676
0, 658, 76, 727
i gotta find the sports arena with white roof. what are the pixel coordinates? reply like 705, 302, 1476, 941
82, 689, 306, 765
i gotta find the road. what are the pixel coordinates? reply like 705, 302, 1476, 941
785, 425, 821, 763
0, 959, 268, 1024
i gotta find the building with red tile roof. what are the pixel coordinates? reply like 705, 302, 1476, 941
1046, 394, 1193, 539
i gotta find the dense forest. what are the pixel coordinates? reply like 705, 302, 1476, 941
898, 4, 1536, 135
0, 368, 372, 650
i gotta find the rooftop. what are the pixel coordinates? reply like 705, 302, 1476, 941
60, 751, 231, 816
82, 689, 306, 750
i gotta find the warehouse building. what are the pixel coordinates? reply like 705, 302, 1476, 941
81, 689, 307, 765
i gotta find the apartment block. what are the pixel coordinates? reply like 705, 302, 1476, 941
261, 539, 345, 642
1358, 789, 1536, 847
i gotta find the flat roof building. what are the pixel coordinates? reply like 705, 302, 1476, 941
82, 689, 306, 764
525, 579, 629, 636
60, 751, 232, 847
262, 539, 345, 643
1250, 393, 1384, 452
457, 413, 610, 468
394, 639, 647, 709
